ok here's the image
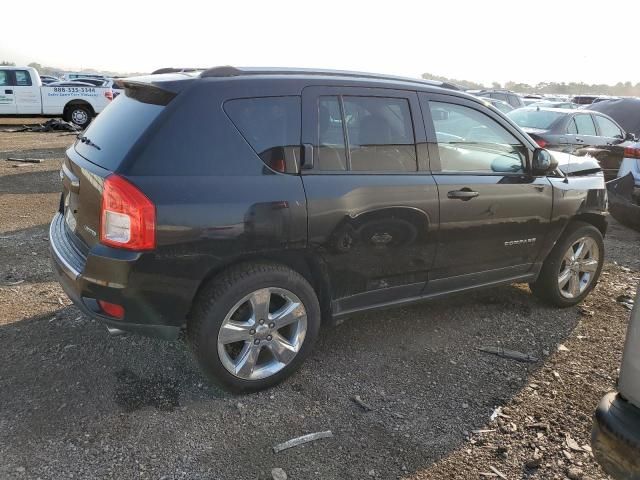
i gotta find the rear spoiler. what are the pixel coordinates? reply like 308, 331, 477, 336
115, 79, 177, 106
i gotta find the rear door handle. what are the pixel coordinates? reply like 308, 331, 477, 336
447, 189, 479, 200
301, 143, 314, 170
4, 89, 13, 94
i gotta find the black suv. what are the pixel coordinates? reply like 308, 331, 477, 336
50, 67, 608, 392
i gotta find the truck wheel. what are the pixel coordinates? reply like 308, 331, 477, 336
530, 222, 604, 307
65, 105, 92, 128
188, 262, 321, 393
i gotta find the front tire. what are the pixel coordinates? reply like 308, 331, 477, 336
188, 262, 321, 393
530, 221, 604, 307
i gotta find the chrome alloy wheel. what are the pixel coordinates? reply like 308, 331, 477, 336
217, 287, 307, 380
558, 236, 600, 299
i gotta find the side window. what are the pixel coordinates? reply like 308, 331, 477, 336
507, 95, 521, 107
342, 96, 417, 172
574, 114, 597, 136
0, 71, 8, 86
224, 96, 301, 173
428, 101, 526, 173
318, 96, 347, 171
14, 70, 32, 86
594, 115, 623, 138
567, 117, 578, 134
492, 93, 508, 103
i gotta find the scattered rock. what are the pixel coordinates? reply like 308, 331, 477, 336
578, 307, 595, 317
16, 467, 25, 473
558, 344, 569, 352
462, 402, 469, 409
566, 435, 583, 452
271, 467, 287, 480
352, 395, 374, 412
616, 294, 634, 310
525, 456, 543, 469
567, 467, 584, 479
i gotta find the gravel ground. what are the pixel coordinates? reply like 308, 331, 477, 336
0, 131, 638, 480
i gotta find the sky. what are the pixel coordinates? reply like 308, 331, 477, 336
2, 0, 638, 86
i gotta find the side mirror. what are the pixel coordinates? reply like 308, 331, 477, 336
625, 132, 637, 142
532, 148, 558, 176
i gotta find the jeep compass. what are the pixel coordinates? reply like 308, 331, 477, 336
50, 67, 608, 392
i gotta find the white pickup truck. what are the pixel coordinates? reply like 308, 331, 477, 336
0, 66, 112, 127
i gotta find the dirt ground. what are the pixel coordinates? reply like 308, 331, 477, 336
0, 128, 639, 480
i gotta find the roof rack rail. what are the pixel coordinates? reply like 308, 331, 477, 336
151, 67, 206, 75
200, 66, 461, 90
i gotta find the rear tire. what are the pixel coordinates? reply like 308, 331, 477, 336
188, 262, 321, 393
64, 105, 92, 128
530, 221, 604, 307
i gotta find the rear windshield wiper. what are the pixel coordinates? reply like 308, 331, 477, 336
77, 134, 101, 151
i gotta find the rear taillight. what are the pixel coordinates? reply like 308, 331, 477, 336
100, 175, 155, 250
98, 300, 125, 319
624, 146, 640, 159
105, 90, 113, 101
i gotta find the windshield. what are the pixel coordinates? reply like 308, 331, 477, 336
507, 109, 565, 130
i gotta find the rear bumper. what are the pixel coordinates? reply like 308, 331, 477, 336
592, 392, 640, 479
49, 213, 181, 340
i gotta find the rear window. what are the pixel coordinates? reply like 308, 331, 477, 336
74, 91, 166, 170
507, 109, 565, 130
14, 70, 32, 86
224, 96, 301, 173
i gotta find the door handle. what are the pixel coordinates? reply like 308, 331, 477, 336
447, 189, 479, 201
4, 89, 13, 94
301, 143, 314, 170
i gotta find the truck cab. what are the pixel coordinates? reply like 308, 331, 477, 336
0, 66, 112, 127
0, 67, 42, 115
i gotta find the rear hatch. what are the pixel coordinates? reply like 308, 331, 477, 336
60, 79, 180, 248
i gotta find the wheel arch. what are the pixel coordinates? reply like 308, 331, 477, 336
63, 100, 95, 118
571, 212, 608, 237
187, 250, 334, 326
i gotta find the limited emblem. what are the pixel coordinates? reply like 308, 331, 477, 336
505, 238, 536, 246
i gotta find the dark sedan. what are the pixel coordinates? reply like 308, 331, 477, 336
587, 97, 640, 139
507, 107, 636, 181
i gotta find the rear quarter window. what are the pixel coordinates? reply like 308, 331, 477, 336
224, 96, 301, 173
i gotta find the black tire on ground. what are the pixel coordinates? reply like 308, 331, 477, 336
188, 262, 321, 393
530, 221, 604, 307
64, 105, 92, 128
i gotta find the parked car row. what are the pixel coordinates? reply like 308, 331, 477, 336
506, 107, 636, 181
467, 88, 525, 109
